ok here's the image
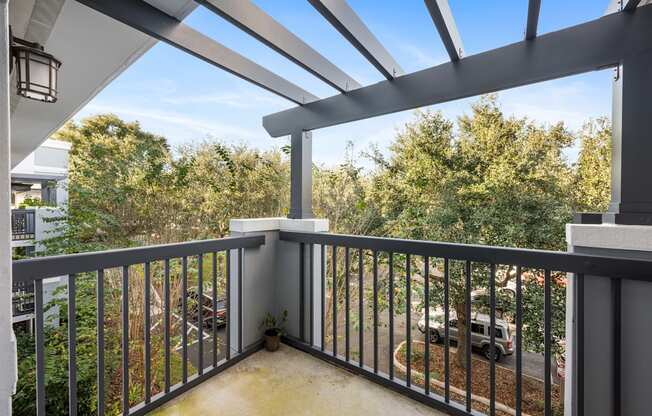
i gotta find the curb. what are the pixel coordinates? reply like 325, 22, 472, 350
392, 340, 532, 416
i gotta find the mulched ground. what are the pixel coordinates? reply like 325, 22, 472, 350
395, 341, 563, 416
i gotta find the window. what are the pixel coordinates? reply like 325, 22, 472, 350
495, 328, 504, 339
471, 323, 484, 335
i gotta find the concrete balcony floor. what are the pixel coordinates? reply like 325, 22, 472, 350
152, 344, 446, 416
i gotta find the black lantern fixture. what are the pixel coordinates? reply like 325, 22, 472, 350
10, 28, 61, 103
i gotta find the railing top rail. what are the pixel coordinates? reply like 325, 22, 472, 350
11, 208, 36, 213
280, 231, 652, 282
13, 235, 265, 283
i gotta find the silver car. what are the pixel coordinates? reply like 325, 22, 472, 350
417, 310, 514, 362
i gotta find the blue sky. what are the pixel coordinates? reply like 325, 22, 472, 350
76, 0, 614, 167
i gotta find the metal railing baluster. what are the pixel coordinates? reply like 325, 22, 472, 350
238, 248, 243, 354
182, 257, 188, 383
406, 253, 411, 387
444, 258, 450, 402
544, 269, 552, 416
465, 260, 472, 412
144, 263, 151, 403
198, 254, 204, 374
345, 247, 350, 361
373, 250, 378, 373
358, 248, 364, 368
388, 252, 394, 380
332, 245, 337, 357
122, 266, 129, 415
97, 270, 105, 415
35, 279, 45, 416
212, 252, 218, 367
299, 243, 305, 342
321, 245, 325, 352
164, 259, 171, 393
310, 244, 314, 347
515, 266, 523, 416
226, 250, 231, 360
489, 264, 496, 416
424, 256, 430, 395
68, 274, 77, 416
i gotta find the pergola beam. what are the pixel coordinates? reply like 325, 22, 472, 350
424, 0, 464, 61
197, 0, 360, 93
76, 0, 318, 105
525, 0, 542, 40
623, 0, 644, 11
263, 5, 652, 137
606, 0, 645, 13
308, 0, 404, 79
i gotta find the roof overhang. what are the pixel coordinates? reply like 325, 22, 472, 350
9, 0, 197, 168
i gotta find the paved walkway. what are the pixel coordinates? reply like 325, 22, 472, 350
152, 344, 446, 416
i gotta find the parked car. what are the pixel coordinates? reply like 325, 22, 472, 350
417, 309, 514, 362
185, 289, 227, 329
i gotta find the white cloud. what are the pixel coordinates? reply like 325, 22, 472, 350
399, 44, 442, 68
162, 90, 286, 109
81, 104, 261, 141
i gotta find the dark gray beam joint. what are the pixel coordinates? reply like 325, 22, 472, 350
525, 0, 542, 40
289, 131, 313, 219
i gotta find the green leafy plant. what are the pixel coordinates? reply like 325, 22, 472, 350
260, 310, 288, 336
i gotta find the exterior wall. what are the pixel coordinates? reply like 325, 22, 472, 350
565, 224, 652, 416
11, 139, 70, 182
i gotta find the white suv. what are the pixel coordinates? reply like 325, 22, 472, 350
417, 309, 514, 362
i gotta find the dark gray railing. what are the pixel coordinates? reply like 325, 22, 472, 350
11, 209, 35, 240
280, 231, 652, 416
12, 235, 265, 416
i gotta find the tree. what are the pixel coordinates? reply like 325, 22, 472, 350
368, 96, 574, 367
572, 118, 611, 212
48, 115, 173, 253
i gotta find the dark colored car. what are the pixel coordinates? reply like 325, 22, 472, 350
185, 288, 227, 329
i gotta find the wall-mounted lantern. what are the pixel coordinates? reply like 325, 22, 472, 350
10, 28, 61, 103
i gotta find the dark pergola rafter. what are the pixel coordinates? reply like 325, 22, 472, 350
424, 0, 464, 61
197, 0, 361, 93
262, 5, 652, 137
76, 0, 319, 105
307, 0, 404, 80
525, 0, 542, 40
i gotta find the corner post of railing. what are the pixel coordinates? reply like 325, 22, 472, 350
0, 1, 17, 412
227, 219, 280, 354
230, 218, 329, 348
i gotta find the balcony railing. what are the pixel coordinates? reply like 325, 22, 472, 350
279, 231, 652, 416
12, 229, 652, 416
12, 209, 35, 240
12, 235, 265, 416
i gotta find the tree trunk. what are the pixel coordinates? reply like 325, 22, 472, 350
455, 301, 469, 369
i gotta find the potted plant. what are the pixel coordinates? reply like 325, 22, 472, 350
260, 310, 287, 352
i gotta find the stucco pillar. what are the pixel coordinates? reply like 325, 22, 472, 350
229, 217, 328, 346
565, 224, 652, 416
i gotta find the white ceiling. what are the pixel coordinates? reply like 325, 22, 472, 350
9, 0, 197, 168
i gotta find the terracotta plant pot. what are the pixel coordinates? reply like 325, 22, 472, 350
264, 329, 281, 351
